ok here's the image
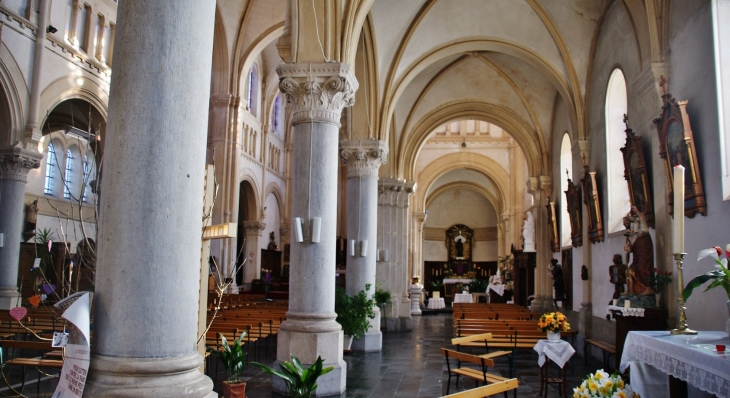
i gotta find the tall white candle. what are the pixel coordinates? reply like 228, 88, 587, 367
673, 165, 685, 253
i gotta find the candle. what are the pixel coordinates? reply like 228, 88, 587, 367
673, 165, 685, 253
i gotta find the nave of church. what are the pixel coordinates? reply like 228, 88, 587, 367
0, 0, 729, 396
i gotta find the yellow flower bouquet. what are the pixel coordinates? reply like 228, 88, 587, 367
537, 311, 570, 332
573, 369, 639, 398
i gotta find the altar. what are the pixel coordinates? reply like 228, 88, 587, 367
620, 330, 730, 397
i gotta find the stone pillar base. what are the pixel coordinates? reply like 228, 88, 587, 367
0, 288, 21, 310
275, 327, 346, 396
84, 352, 213, 397
385, 316, 413, 332
351, 330, 382, 352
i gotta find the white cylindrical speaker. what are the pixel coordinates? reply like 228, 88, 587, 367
311, 217, 322, 243
360, 240, 368, 257
294, 217, 304, 243
349, 239, 356, 256
382, 249, 389, 262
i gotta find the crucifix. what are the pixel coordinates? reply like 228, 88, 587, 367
659, 75, 668, 95
623, 113, 629, 130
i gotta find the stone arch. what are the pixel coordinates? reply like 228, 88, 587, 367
0, 43, 29, 145
425, 182, 501, 220
380, 38, 578, 145
210, 5, 230, 95
236, 24, 285, 96
413, 152, 510, 217
399, 101, 546, 179
39, 76, 109, 127
238, 175, 261, 220
263, 181, 284, 216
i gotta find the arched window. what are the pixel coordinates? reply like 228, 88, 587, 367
605, 69, 631, 233
44, 142, 57, 195
246, 65, 259, 117
273, 94, 281, 133
560, 133, 573, 247
64, 149, 75, 199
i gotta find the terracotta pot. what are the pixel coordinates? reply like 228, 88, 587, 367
222, 381, 246, 398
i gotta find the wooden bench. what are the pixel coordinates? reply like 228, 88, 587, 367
584, 338, 616, 370
441, 348, 518, 397
0, 339, 64, 392
441, 381, 521, 398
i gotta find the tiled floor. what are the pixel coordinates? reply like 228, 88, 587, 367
1, 312, 607, 397
212, 313, 607, 397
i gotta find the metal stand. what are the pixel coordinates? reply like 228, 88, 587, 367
670, 253, 697, 335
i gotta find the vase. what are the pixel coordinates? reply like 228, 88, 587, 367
726, 300, 730, 338
344, 335, 354, 351
654, 292, 661, 307
222, 381, 246, 398
547, 331, 560, 342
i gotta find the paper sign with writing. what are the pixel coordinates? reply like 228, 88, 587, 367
33, 258, 41, 269
51, 344, 89, 398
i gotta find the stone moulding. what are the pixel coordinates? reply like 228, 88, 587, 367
276, 63, 359, 127
339, 140, 388, 178
0, 145, 42, 182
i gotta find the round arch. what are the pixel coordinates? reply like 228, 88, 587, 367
238, 174, 261, 220
400, 101, 546, 179
380, 37, 578, 144
425, 181, 502, 220
0, 44, 30, 145
263, 181, 284, 217
39, 75, 109, 126
413, 152, 511, 216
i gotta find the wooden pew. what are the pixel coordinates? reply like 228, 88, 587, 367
440, 381, 521, 398
440, 348, 518, 397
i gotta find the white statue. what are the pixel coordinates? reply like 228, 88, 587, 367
522, 211, 536, 252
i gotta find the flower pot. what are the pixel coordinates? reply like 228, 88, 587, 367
344, 335, 354, 351
547, 331, 561, 342
222, 381, 246, 398
655, 292, 661, 307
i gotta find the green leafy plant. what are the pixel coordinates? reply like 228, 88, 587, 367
373, 284, 391, 306
468, 279, 488, 293
207, 331, 247, 383
252, 355, 333, 398
335, 284, 376, 339
430, 280, 443, 291
684, 245, 730, 301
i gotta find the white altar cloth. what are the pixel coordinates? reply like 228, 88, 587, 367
487, 284, 506, 296
453, 293, 473, 303
427, 298, 445, 309
620, 330, 730, 398
443, 278, 472, 284
607, 305, 645, 317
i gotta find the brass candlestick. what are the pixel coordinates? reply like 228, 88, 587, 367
671, 253, 697, 335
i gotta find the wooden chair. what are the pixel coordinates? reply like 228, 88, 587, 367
441, 348, 518, 397
440, 380, 520, 398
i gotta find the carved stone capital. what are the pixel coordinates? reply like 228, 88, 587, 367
339, 140, 388, 178
0, 145, 42, 182
276, 62, 358, 127
378, 178, 415, 207
243, 221, 266, 236
539, 175, 552, 198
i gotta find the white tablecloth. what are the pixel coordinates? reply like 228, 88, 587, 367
453, 293, 473, 303
534, 339, 575, 368
487, 284, 506, 296
443, 278, 472, 284
620, 330, 730, 397
607, 305, 645, 317
427, 297, 445, 309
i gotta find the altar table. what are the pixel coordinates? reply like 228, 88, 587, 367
620, 330, 730, 397
453, 293, 473, 303
427, 297, 445, 309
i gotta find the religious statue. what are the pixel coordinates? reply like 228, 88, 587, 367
522, 211, 535, 252
549, 258, 566, 301
267, 231, 278, 250
608, 254, 627, 302
623, 206, 654, 295
26, 199, 38, 225
455, 235, 465, 258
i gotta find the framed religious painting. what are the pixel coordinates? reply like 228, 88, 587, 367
580, 156, 604, 243
620, 127, 655, 228
546, 200, 559, 252
653, 85, 707, 217
446, 224, 473, 262
564, 177, 582, 247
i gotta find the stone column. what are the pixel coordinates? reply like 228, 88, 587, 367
242, 220, 265, 289
577, 140, 593, 339
377, 178, 415, 332
339, 139, 386, 352
531, 176, 554, 314
0, 146, 42, 310
274, 62, 357, 396
83, 1, 216, 396
411, 212, 427, 290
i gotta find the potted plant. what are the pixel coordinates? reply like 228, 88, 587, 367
537, 311, 570, 341
683, 245, 730, 336
468, 279, 487, 294
374, 284, 391, 306
430, 280, 443, 298
207, 331, 247, 398
335, 284, 376, 349
252, 355, 334, 398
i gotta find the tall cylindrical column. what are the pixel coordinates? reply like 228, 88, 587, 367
340, 139, 387, 352
274, 63, 357, 396
0, 147, 42, 309
242, 220, 265, 287
84, 1, 216, 396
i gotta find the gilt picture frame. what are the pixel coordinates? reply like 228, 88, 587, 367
653, 94, 707, 217
620, 128, 655, 228
565, 177, 582, 247
580, 158, 604, 243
